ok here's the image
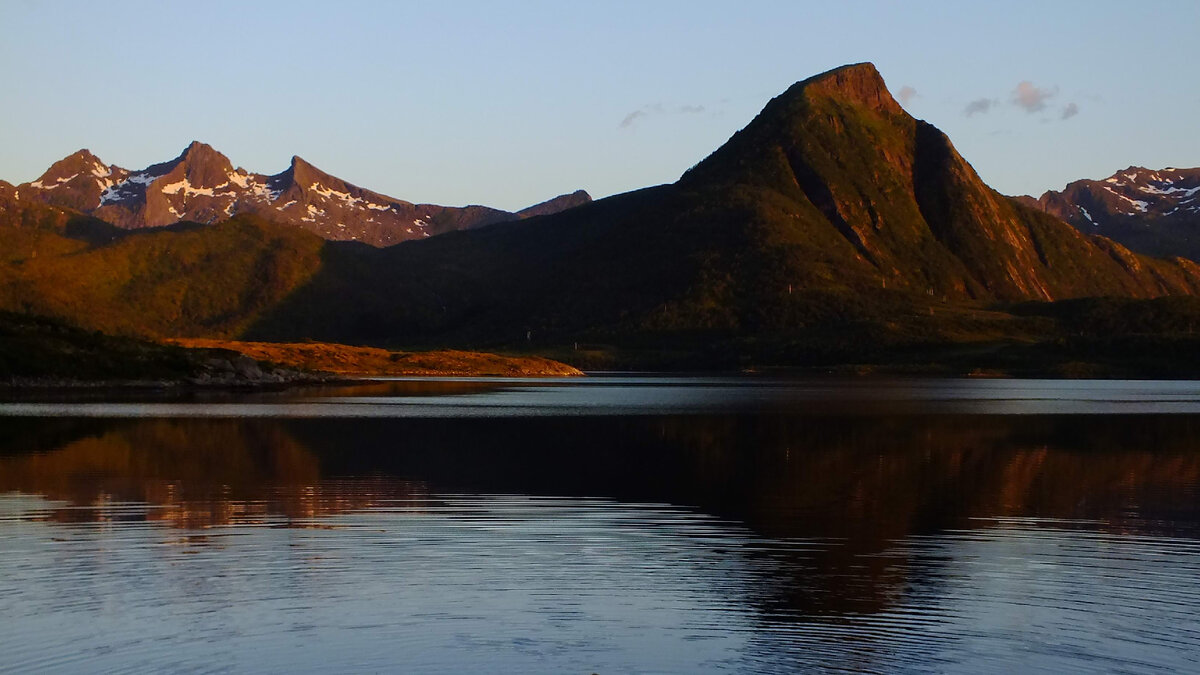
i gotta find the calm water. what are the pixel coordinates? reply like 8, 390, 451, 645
2, 376, 1200, 673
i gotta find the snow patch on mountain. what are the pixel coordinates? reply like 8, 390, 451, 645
309, 182, 366, 208
161, 179, 215, 198
249, 179, 281, 202
127, 173, 159, 186
30, 174, 78, 190
1103, 185, 1150, 212
12, 142, 587, 247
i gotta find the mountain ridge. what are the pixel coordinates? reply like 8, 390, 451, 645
1021, 165, 1200, 262
11, 143, 591, 246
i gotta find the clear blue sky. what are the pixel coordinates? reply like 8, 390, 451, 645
2, 1, 1197, 211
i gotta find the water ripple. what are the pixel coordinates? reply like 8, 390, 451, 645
1, 492, 1199, 673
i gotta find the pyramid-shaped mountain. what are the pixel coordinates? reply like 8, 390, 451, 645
671, 63, 1200, 302
246, 63, 1200, 346
13, 142, 590, 246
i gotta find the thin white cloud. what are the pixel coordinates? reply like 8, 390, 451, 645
619, 103, 706, 129
1012, 81, 1057, 113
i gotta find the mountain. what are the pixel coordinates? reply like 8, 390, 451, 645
4, 63, 1200, 373
1021, 166, 1200, 261
516, 189, 593, 219
12, 142, 591, 247
238, 63, 1200, 355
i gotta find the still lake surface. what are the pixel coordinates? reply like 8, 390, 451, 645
2, 376, 1200, 673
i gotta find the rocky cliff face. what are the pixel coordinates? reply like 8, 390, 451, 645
13, 142, 591, 247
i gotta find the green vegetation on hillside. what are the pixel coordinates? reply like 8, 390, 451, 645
0, 214, 323, 338
0, 310, 229, 382
1, 64, 1200, 377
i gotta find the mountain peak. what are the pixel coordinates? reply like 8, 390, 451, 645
49, 148, 106, 170
286, 155, 335, 186
176, 140, 228, 165
681, 61, 908, 190
784, 62, 901, 114
68, 148, 102, 162
157, 141, 234, 188
31, 148, 112, 187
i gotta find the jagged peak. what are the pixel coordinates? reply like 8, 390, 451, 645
174, 140, 231, 167
288, 155, 324, 175
49, 148, 106, 169
31, 148, 112, 185
141, 141, 235, 189
286, 155, 343, 189
289, 155, 325, 177
68, 148, 102, 161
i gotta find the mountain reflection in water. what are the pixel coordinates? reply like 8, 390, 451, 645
2, 381, 1200, 672
4, 414, 1200, 607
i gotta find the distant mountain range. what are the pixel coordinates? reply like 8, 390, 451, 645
0, 142, 590, 246
3, 62, 1200, 373
1018, 166, 1200, 262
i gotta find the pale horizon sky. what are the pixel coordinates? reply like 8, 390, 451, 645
2, 1, 1197, 211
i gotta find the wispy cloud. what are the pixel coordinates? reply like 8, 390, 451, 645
1061, 102, 1079, 120
897, 85, 917, 105
619, 109, 650, 128
619, 103, 706, 129
1012, 81, 1057, 113
964, 98, 996, 117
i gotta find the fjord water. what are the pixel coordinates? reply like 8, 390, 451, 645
2, 378, 1200, 673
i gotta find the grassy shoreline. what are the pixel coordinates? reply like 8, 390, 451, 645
0, 311, 582, 388
169, 339, 584, 378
